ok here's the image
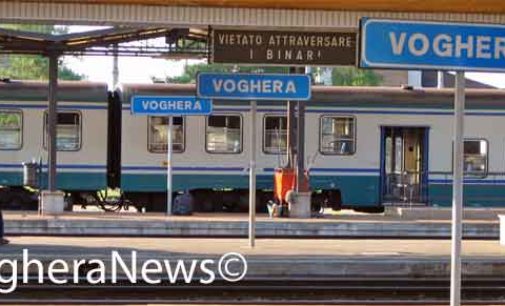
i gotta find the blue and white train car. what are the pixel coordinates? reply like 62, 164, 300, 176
118, 84, 505, 212
0, 81, 109, 208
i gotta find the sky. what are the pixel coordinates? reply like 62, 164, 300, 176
62, 26, 203, 88
62, 26, 505, 89
64, 56, 196, 86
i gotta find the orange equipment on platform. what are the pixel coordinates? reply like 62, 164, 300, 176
273, 168, 310, 204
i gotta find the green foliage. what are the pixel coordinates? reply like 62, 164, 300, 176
1, 24, 59, 34
169, 63, 381, 87
0, 112, 21, 128
331, 67, 382, 86
168, 63, 288, 84
0, 24, 85, 81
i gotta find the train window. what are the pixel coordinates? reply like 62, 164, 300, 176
148, 116, 184, 153
0, 110, 22, 150
463, 139, 488, 177
206, 115, 242, 154
263, 115, 287, 154
43, 111, 81, 151
319, 116, 356, 155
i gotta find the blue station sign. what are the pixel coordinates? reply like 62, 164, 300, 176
197, 73, 311, 100
360, 18, 505, 72
131, 96, 212, 115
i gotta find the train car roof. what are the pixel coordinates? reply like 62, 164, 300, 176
0, 80, 108, 103
119, 83, 505, 109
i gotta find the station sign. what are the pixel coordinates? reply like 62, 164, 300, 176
130, 96, 212, 115
197, 72, 311, 100
360, 18, 505, 72
210, 28, 356, 66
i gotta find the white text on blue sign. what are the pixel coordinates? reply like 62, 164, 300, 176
360, 19, 505, 72
197, 73, 311, 100
131, 96, 212, 115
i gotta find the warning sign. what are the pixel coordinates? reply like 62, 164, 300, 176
210, 28, 356, 66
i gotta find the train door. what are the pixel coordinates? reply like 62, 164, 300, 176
380, 127, 429, 205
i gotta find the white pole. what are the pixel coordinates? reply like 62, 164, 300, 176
450, 71, 465, 306
166, 116, 173, 216
112, 44, 119, 89
249, 100, 257, 248
437, 71, 444, 89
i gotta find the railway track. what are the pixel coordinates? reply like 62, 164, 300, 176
2, 277, 505, 305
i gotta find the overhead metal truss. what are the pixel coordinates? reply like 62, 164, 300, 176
0, 26, 209, 58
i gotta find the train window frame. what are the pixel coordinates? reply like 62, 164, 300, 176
463, 138, 489, 178
205, 114, 243, 155
451, 138, 489, 178
318, 115, 357, 156
147, 116, 185, 154
262, 114, 288, 155
43, 110, 82, 152
0, 109, 23, 151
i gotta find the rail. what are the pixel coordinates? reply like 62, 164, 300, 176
2, 276, 505, 305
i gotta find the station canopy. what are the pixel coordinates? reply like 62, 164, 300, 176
0, 26, 208, 58
30, 0, 505, 14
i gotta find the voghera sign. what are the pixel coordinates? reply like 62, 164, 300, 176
131, 96, 212, 115
359, 18, 505, 306
197, 72, 311, 100
360, 18, 505, 71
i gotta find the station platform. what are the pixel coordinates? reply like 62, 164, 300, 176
2, 209, 500, 238
1, 236, 505, 278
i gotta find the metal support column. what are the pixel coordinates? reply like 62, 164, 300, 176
112, 44, 119, 89
249, 100, 257, 247
47, 52, 59, 192
450, 71, 465, 306
166, 116, 173, 215
295, 67, 306, 192
286, 67, 297, 168
437, 71, 445, 89
296, 99, 306, 192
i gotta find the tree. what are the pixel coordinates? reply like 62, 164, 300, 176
168, 62, 381, 87
167, 63, 288, 84
331, 67, 382, 86
0, 24, 85, 81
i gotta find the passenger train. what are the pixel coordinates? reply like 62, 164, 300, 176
0, 80, 504, 212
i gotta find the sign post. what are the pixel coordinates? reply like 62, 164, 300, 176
197, 72, 311, 247
166, 116, 173, 215
359, 18, 505, 306
451, 71, 465, 306
131, 96, 213, 215
249, 100, 257, 248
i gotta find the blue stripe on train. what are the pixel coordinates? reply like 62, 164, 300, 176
0, 171, 106, 190
121, 166, 380, 173
0, 164, 106, 170
0, 104, 107, 110
121, 105, 505, 116
429, 184, 505, 207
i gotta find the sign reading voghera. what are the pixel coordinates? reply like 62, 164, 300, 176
130, 96, 212, 115
210, 28, 356, 66
360, 18, 505, 72
197, 72, 311, 100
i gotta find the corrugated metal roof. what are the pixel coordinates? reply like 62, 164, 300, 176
1, 1, 505, 28
12, 0, 505, 14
